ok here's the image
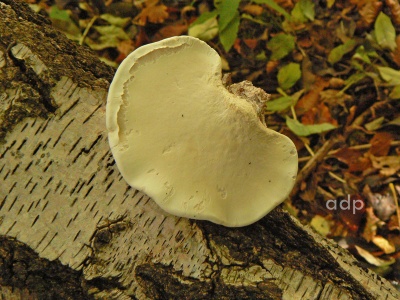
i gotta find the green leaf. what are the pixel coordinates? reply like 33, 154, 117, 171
218, 0, 241, 32
328, 39, 356, 64
100, 14, 130, 27
344, 72, 366, 86
352, 46, 372, 64
93, 25, 130, 40
190, 10, 218, 27
252, 0, 291, 20
49, 6, 70, 21
266, 96, 293, 112
378, 67, 400, 86
267, 34, 295, 60
85, 36, 119, 50
219, 12, 240, 51
291, 2, 308, 23
375, 12, 397, 51
389, 85, 400, 99
49, 7, 81, 40
286, 117, 336, 136
386, 116, 400, 126
365, 116, 385, 131
310, 215, 330, 236
277, 63, 301, 90
299, 0, 315, 21
189, 16, 218, 41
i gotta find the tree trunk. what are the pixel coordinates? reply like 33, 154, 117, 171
0, 1, 399, 299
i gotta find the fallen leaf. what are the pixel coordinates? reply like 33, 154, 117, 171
378, 66, 400, 85
370, 155, 400, 176
266, 96, 293, 112
328, 39, 357, 64
135, 0, 169, 26
386, 0, 400, 25
362, 207, 382, 241
154, 23, 188, 41
332, 148, 372, 172
372, 236, 396, 254
286, 116, 336, 136
265, 59, 279, 74
277, 63, 301, 90
296, 35, 313, 48
389, 85, 400, 99
242, 4, 264, 16
267, 33, 295, 60
188, 11, 218, 42
301, 103, 338, 126
365, 116, 385, 131
358, 1, 382, 29
295, 77, 329, 115
390, 35, 400, 67
116, 39, 135, 63
374, 12, 397, 51
369, 132, 393, 156
328, 78, 345, 89
355, 245, 395, 266
310, 215, 331, 236
243, 38, 258, 50
334, 194, 366, 231
218, 0, 241, 51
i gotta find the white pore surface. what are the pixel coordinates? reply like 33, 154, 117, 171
106, 36, 298, 227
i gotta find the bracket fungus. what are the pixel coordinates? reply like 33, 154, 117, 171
106, 36, 298, 227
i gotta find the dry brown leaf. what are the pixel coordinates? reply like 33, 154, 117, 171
362, 207, 382, 241
116, 40, 135, 63
265, 60, 279, 74
386, 0, 400, 25
242, 4, 264, 16
297, 35, 313, 48
391, 35, 400, 67
369, 132, 393, 156
295, 77, 329, 115
153, 23, 188, 41
328, 78, 345, 89
370, 155, 400, 176
135, 0, 169, 26
333, 148, 371, 172
273, 0, 294, 9
243, 39, 258, 50
335, 194, 366, 232
301, 103, 338, 126
358, 1, 382, 28
355, 245, 395, 266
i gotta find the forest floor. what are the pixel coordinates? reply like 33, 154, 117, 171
25, 0, 400, 290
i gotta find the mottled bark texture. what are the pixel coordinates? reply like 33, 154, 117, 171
0, 1, 399, 299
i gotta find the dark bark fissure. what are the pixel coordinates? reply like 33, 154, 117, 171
0, 236, 91, 300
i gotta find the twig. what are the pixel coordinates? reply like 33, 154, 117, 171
79, 16, 98, 46
328, 171, 346, 183
291, 137, 339, 197
298, 140, 400, 163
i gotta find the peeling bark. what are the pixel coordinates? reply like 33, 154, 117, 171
0, 1, 399, 299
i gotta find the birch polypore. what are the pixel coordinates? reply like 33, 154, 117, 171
106, 36, 298, 227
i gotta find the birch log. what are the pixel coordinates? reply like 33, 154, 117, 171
0, 1, 399, 299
